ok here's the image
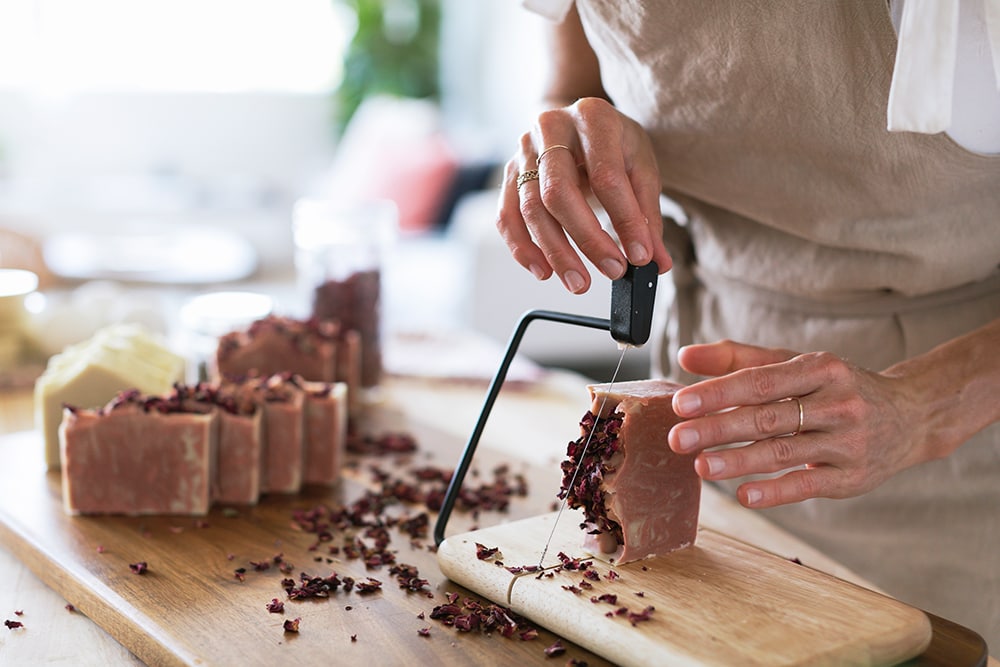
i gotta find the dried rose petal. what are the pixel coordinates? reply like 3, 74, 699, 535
283, 617, 300, 633
475, 543, 500, 561
417, 627, 431, 637
13, 610, 23, 616
355, 578, 382, 594
65, 604, 76, 613
129, 561, 148, 575
266, 599, 285, 614
628, 605, 656, 626
5, 620, 24, 630
543, 640, 565, 657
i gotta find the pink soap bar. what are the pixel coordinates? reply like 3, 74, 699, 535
299, 379, 348, 486
60, 393, 216, 516
215, 316, 337, 383
562, 379, 700, 564
336, 329, 362, 420
174, 383, 263, 505
214, 407, 263, 505
248, 375, 305, 495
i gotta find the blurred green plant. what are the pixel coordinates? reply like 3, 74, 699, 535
335, 0, 442, 134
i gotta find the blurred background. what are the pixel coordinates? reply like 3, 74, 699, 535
0, 0, 651, 382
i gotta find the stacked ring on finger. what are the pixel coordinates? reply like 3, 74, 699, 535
516, 169, 539, 190
788, 396, 804, 436
536, 144, 572, 166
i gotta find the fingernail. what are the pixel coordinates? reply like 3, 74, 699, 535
745, 488, 763, 506
562, 270, 586, 293
529, 264, 547, 280
674, 393, 701, 415
627, 242, 649, 265
676, 428, 699, 452
704, 454, 724, 475
600, 258, 625, 279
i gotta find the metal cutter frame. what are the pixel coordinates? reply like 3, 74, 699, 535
433, 262, 658, 546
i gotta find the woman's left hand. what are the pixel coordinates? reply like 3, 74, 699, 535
667, 340, 929, 509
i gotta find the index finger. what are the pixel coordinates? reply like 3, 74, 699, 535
573, 100, 667, 269
673, 354, 819, 418
532, 118, 629, 284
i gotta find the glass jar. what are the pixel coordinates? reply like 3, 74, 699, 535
292, 198, 397, 389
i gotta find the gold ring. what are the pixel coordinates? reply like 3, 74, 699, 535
790, 397, 804, 436
516, 169, 539, 189
536, 144, 572, 166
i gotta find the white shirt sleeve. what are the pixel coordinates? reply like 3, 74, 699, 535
520, 0, 574, 22
887, 0, 1000, 146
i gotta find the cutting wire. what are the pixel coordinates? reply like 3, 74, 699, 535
537, 344, 630, 569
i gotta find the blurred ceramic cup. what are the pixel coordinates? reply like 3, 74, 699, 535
292, 198, 397, 392
178, 291, 274, 382
0, 269, 40, 370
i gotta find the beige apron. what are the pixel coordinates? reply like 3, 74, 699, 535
576, 0, 1000, 648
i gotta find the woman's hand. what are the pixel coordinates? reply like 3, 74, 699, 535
495, 97, 672, 294
666, 340, 932, 509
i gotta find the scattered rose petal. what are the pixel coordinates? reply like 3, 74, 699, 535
266, 599, 284, 614
475, 543, 500, 561
627, 606, 656, 626
283, 617, 300, 633
129, 561, 148, 575
5, 620, 24, 630
543, 640, 565, 657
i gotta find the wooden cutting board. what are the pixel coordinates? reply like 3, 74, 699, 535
438, 511, 934, 667
0, 421, 620, 667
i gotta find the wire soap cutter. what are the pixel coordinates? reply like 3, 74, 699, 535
431, 263, 935, 667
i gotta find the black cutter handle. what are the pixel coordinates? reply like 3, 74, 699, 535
610, 260, 658, 346
432, 263, 658, 546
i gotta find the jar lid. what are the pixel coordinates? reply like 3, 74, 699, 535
180, 291, 273, 337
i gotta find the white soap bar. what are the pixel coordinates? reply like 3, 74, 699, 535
35, 324, 186, 469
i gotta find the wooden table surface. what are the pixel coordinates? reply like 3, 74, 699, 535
0, 372, 994, 666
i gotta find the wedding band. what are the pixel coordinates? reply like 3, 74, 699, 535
516, 169, 539, 189
790, 397, 804, 436
536, 144, 572, 166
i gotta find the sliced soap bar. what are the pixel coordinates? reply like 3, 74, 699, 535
214, 316, 338, 382
35, 324, 186, 470
60, 391, 216, 515
562, 379, 700, 564
299, 379, 348, 487
222, 374, 306, 495
176, 383, 263, 506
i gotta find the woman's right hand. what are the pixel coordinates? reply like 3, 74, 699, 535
495, 97, 672, 294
